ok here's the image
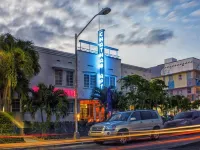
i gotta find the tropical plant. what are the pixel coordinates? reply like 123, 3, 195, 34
23, 83, 69, 123
111, 90, 127, 111
119, 74, 151, 109
192, 100, 200, 109
149, 79, 168, 110
0, 33, 40, 112
90, 86, 126, 120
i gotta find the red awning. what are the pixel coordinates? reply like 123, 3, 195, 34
32, 86, 75, 98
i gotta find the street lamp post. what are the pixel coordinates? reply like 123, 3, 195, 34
74, 7, 111, 139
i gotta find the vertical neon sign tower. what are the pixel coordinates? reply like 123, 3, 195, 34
98, 29, 105, 89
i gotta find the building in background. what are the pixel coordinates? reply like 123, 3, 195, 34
22, 39, 154, 122
152, 57, 200, 101
20, 45, 200, 122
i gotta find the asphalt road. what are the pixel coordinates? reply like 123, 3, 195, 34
27, 133, 200, 150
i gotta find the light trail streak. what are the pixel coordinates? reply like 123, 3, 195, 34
0, 124, 200, 141
0, 130, 200, 148
0, 111, 24, 128
108, 135, 200, 150
1, 127, 200, 143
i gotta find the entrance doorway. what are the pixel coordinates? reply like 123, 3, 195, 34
80, 100, 105, 122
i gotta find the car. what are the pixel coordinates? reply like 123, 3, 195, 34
164, 110, 200, 128
88, 110, 163, 145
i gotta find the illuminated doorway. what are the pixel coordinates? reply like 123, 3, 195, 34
80, 100, 105, 122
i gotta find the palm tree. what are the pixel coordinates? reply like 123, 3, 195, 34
0, 33, 40, 112
24, 83, 69, 123
90, 87, 108, 120
0, 48, 33, 111
90, 86, 125, 120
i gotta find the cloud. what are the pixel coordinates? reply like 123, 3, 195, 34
166, 11, 177, 22
15, 22, 55, 45
144, 29, 174, 45
0, 24, 10, 33
114, 29, 174, 46
180, 1, 198, 8
191, 9, 200, 16
0, 7, 9, 17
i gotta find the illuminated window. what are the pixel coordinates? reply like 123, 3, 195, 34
84, 74, 96, 88
66, 71, 74, 87
55, 70, 63, 85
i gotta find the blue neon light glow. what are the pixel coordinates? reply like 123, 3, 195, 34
98, 29, 105, 89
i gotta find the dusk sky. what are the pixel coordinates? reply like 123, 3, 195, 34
0, 0, 200, 67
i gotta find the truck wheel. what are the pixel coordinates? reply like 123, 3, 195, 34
117, 129, 129, 144
151, 126, 160, 140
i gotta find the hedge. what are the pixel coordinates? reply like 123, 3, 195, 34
0, 113, 25, 144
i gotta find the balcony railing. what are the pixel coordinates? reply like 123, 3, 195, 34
78, 47, 120, 59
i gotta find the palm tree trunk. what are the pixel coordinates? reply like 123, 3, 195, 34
40, 109, 44, 135
40, 109, 44, 123
3, 82, 9, 112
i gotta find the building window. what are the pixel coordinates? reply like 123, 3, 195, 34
84, 74, 96, 88
187, 72, 192, 79
66, 71, 74, 87
55, 70, 63, 85
192, 94, 195, 101
178, 74, 182, 80
196, 73, 200, 79
90, 75, 97, 89
169, 75, 173, 81
178, 90, 182, 95
105, 76, 109, 87
110, 76, 116, 87
68, 102, 74, 113
84, 74, 90, 88
105, 76, 116, 87
187, 87, 191, 94
12, 99, 20, 112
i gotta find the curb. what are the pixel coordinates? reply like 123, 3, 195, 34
1, 141, 95, 150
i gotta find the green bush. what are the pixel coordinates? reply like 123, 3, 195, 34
0, 113, 25, 144
0, 138, 25, 144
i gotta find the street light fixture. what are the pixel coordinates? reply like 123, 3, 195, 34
74, 7, 111, 139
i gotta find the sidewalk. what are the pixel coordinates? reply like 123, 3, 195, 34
0, 136, 93, 150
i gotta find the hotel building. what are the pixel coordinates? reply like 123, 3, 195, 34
22, 39, 151, 122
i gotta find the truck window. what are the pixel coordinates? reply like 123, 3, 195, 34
130, 111, 141, 121
140, 111, 152, 120
151, 111, 158, 119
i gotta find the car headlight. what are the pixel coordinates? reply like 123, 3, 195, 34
105, 125, 116, 131
90, 126, 93, 131
180, 120, 188, 125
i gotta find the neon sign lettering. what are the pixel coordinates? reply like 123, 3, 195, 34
98, 29, 105, 89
